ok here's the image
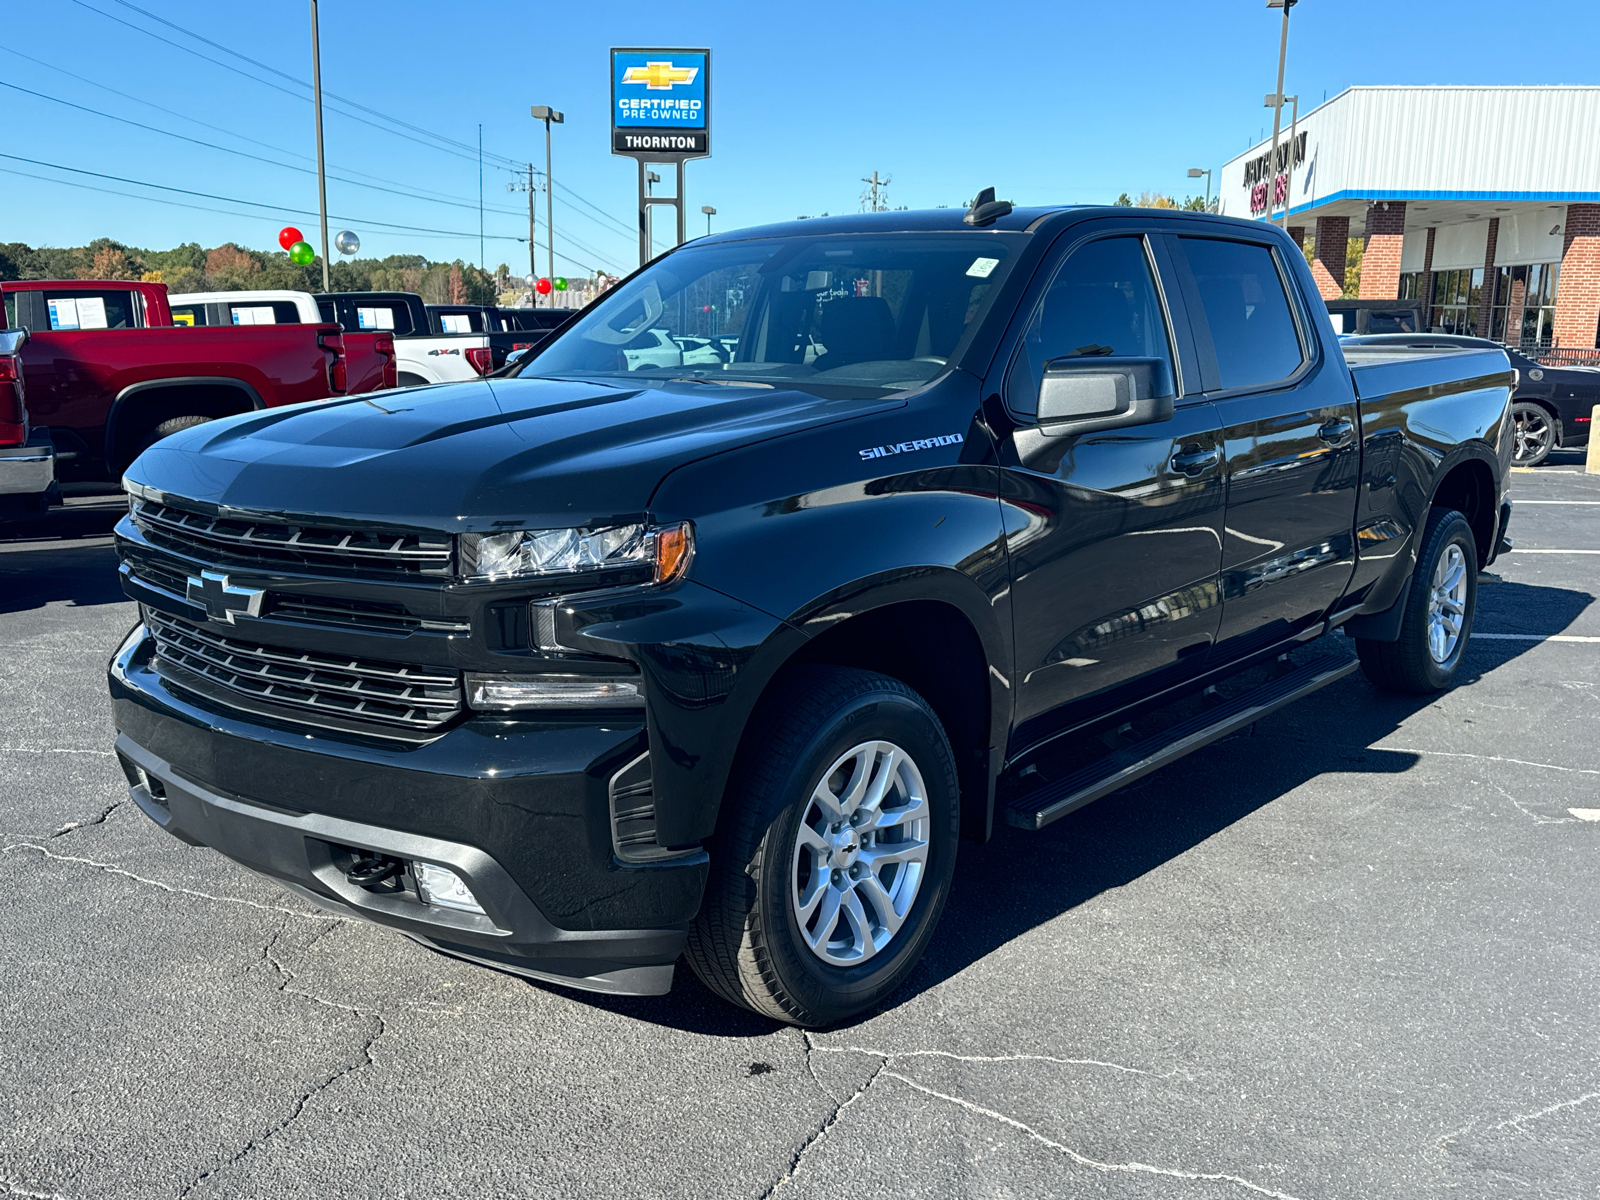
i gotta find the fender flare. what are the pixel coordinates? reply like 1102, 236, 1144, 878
105, 376, 265, 470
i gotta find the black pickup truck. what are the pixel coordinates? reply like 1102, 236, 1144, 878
109, 199, 1513, 1025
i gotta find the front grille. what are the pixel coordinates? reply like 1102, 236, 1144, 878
132, 498, 453, 578
266, 593, 422, 634
147, 609, 461, 733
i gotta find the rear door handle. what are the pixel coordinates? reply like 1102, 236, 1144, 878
1318, 418, 1355, 446
1169, 445, 1221, 476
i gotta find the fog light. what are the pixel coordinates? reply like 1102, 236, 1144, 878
412, 861, 485, 914
466, 673, 643, 711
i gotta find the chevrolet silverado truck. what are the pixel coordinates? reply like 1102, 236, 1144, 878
108, 200, 1514, 1025
1, 279, 395, 486
313, 291, 534, 387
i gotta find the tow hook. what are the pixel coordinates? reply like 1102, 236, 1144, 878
345, 853, 403, 890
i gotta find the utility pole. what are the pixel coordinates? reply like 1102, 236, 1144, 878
1265, 0, 1297, 229
861, 171, 890, 213
506, 166, 539, 299
478, 124, 484, 269
531, 106, 563, 306
308, 0, 330, 290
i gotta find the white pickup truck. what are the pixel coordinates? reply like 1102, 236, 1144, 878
169, 290, 530, 388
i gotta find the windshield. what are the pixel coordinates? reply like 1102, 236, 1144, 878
524, 232, 1026, 393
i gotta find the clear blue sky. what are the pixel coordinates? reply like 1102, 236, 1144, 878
3, 0, 1596, 278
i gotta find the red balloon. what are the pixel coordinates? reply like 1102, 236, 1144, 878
535, 277, 553, 295
279, 226, 304, 251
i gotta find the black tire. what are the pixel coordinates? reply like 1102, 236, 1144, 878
686, 665, 960, 1026
1356, 508, 1478, 694
1511, 400, 1558, 467
132, 415, 213, 460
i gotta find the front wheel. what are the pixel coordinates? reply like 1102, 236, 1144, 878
1511, 401, 1557, 467
1356, 507, 1478, 694
686, 666, 960, 1026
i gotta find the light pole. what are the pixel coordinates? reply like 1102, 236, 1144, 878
308, 0, 330, 290
701, 205, 716, 235
530, 105, 563, 305
1187, 167, 1212, 212
1264, 0, 1297, 229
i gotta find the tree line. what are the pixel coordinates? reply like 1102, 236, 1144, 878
0, 237, 504, 305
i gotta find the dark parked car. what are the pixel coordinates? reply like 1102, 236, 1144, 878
111, 199, 1513, 1025
1342, 332, 1595, 467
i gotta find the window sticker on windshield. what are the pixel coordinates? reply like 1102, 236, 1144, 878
966, 257, 1000, 279
47, 298, 80, 330
357, 306, 396, 330
231, 306, 276, 325
171, 310, 197, 326
439, 313, 472, 334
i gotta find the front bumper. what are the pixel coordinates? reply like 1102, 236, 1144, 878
109, 625, 708, 996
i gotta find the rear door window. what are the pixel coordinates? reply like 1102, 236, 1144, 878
1178, 238, 1304, 391
350, 302, 412, 335
229, 302, 303, 325
40, 289, 140, 330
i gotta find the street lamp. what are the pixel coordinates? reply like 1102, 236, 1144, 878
1264, 0, 1297, 229
308, 0, 330, 290
1186, 167, 1212, 212
701, 205, 716, 235
530, 105, 564, 305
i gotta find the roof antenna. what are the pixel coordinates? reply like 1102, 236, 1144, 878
963, 186, 1013, 227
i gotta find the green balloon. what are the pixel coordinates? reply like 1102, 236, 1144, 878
554, 276, 568, 291
289, 240, 315, 266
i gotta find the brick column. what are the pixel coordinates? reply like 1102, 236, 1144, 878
1358, 202, 1406, 299
1504, 276, 1527, 346
1287, 225, 1306, 252
1420, 226, 1437, 330
1476, 218, 1499, 338
1311, 215, 1349, 299
1552, 203, 1600, 350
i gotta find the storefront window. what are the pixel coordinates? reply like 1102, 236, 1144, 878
1398, 272, 1423, 300
1432, 268, 1483, 336
1487, 262, 1559, 347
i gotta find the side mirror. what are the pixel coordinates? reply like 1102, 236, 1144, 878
0, 328, 27, 355
1036, 357, 1173, 436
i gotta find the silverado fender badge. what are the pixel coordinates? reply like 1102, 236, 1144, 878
185, 570, 265, 624
860, 433, 963, 461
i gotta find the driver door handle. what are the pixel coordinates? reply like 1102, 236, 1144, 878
1318, 417, 1355, 446
1169, 445, 1221, 476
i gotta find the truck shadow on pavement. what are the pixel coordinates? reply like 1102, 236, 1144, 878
581, 578, 1590, 1035
0, 497, 130, 615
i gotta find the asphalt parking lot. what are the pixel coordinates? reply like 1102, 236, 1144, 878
3, 459, 1597, 1200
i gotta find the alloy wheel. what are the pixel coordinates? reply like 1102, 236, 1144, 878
1427, 543, 1468, 663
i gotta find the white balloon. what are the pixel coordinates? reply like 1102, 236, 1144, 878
334, 230, 360, 255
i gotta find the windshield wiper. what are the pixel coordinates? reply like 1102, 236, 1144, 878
669, 377, 775, 389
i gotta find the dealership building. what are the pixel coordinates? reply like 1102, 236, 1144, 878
1218, 86, 1600, 351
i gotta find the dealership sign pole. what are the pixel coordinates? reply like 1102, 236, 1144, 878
610, 48, 711, 267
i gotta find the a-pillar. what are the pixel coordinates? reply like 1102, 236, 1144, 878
1358, 202, 1406, 299
1311, 216, 1349, 300
1476, 218, 1500, 338
1552, 203, 1600, 350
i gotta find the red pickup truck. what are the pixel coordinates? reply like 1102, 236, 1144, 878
0, 279, 395, 500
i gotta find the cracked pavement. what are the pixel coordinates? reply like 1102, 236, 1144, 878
3, 472, 1599, 1199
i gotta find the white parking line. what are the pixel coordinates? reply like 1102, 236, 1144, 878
1473, 633, 1600, 643
1569, 809, 1600, 821
1508, 549, 1600, 554
1514, 500, 1600, 505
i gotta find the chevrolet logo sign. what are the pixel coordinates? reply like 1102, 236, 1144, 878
621, 61, 698, 90
186, 570, 265, 625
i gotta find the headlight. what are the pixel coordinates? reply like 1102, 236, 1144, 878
460, 521, 693, 583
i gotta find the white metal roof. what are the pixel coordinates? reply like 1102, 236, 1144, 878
1218, 86, 1600, 233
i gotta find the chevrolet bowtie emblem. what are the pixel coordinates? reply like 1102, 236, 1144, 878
621, 61, 698, 90
186, 570, 265, 625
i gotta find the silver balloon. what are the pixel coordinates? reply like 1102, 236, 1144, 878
334, 230, 360, 255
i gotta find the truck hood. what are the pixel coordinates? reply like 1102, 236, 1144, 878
126, 376, 903, 531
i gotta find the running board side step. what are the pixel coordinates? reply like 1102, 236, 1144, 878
1005, 655, 1360, 831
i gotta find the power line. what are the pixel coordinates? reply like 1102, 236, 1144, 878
0, 43, 527, 215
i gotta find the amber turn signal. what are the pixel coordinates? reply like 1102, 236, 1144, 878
654, 522, 694, 584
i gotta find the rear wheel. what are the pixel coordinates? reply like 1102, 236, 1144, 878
1511, 401, 1557, 467
1356, 507, 1478, 694
686, 666, 960, 1026
397, 372, 430, 389
132, 415, 213, 461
